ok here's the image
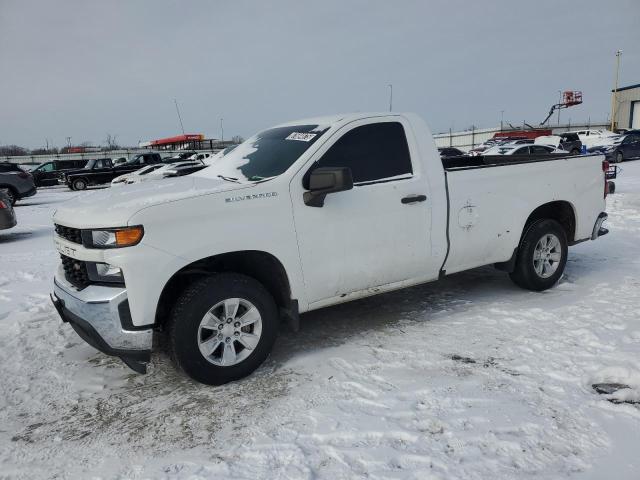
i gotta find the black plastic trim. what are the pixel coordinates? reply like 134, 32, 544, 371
438, 171, 452, 277
118, 299, 155, 331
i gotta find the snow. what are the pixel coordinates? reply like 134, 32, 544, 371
2, 164, 640, 479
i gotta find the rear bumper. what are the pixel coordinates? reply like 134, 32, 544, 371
0, 210, 17, 230
19, 185, 37, 199
592, 212, 608, 240
51, 268, 152, 373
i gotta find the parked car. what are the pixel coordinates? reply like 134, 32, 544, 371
0, 190, 17, 230
534, 133, 582, 154
188, 152, 214, 162
0, 162, 37, 205
51, 112, 609, 383
587, 131, 640, 163
469, 136, 529, 156
31, 159, 88, 187
163, 152, 197, 162
112, 157, 128, 166
482, 144, 568, 155
111, 164, 166, 187
120, 161, 205, 185
567, 129, 617, 149
65, 153, 164, 190
438, 147, 466, 157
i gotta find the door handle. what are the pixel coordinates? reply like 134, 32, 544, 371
401, 194, 427, 204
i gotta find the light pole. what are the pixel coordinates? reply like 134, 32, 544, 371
388, 84, 393, 112
500, 110, 504, 131
611, 50, 622, 131
220, 118, 224, 142
174, 99, 185, 135
557, 90, 562, 126
66, 136, 71, 149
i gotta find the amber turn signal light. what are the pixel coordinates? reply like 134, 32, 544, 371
115, 226, 144, 246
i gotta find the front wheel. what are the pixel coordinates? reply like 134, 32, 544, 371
168, 273, 279, 385
72, 178, 87, 190
509, 219, 568, 291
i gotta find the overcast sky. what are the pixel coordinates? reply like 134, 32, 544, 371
1, 0, 638, 148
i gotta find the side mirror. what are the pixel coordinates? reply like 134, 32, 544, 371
303, 167, 353, 207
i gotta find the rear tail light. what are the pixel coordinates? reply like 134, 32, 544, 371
0, 200, 7, 209
17, 171, 30, 179
603, 160, 610, 198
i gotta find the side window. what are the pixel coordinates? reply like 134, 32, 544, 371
531, 145, 549, 154
514, 146, 529, 154
310, 122, 412, 185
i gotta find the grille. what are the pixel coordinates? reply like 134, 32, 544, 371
55, 224, 82, 244
60, 254, 90, 289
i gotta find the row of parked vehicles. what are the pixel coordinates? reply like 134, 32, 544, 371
22, 150, 228, 191
438, 129, 640, 163
0, 150, 232, 232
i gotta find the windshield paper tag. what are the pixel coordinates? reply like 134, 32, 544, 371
285, 132, 316, 142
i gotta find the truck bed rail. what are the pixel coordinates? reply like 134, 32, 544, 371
442, 153, 600, 171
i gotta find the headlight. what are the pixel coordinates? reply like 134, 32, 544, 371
86, 262, 124, 283
83, 226, 144, 248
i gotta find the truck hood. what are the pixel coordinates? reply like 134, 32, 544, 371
53, 176, 251, 228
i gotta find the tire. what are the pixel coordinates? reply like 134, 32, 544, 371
168, 273, 279, 385
72, 178, 87, 190
608, 181, 616, 194
570, 148, 580, 155
509, 219, 568, 291
616, 152, 623, 163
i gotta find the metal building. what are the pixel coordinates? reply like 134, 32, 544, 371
612, 83, 640, 130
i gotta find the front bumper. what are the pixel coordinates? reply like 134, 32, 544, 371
51, 268, 152, 373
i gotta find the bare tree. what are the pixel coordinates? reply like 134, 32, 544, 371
0, 145, 28, 156
104, 133, 120, 151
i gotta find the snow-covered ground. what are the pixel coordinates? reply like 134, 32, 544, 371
1, 165, 640, 480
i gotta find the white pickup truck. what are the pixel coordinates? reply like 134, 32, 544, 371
51, 113, 609, 384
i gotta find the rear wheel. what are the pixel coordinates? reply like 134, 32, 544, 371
168, 273, 279, 385
570, 148, 580, 155
72, 178, 87, 190
509, 219, 568, 291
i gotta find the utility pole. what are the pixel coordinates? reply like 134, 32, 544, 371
611, 50, 622, 131
500, 110, 504, 131
174, 98, 185, 135
220, 118, 224, 142
66, 136, 71, 149
388, 84, 393, 112
557, 90, 562, 126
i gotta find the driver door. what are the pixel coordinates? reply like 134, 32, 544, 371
289, 118, 437, 308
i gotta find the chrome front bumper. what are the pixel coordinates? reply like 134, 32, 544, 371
51, 266, 152, 372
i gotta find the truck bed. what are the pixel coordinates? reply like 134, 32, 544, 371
440, 153, 605, 276
441, 153, 590, 171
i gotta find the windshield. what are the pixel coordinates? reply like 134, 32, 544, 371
199, 124, 328, 182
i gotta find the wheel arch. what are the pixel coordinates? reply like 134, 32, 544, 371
495, 200, 576, 273
523, 200, 577, 244
155, 250, 293, 329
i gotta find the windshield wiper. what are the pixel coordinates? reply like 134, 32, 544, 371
217, 174, 240, 183
248, 175, 276, 183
